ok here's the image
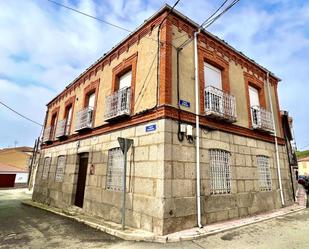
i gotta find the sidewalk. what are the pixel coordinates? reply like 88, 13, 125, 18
22, 198, 306, 243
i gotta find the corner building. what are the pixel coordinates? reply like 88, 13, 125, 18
33, 5, 295, 235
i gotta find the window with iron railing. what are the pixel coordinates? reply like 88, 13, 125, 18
251, 106, 274, 132
55, 119, 68, 138
42, 157, 51, 180
256, 155, 272, 191
42, 126, 55, 143
204, 86, 236, 122
55, 155, 66, 182
75, 106, 93, 131
106, 148, 124, 191
209, 149, 231, 195
105, 87, 131, 121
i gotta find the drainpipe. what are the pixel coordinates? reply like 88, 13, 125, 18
266, 72, 285, 206
194, 30, 203, 228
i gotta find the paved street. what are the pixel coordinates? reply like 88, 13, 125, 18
1, 189, 309, 249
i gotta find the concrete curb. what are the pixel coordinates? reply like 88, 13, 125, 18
22, 200, 306, 243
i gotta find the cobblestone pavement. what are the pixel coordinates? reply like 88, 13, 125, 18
1, 189, 309, 249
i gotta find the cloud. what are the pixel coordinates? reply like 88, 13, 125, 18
0, 0, 308, 149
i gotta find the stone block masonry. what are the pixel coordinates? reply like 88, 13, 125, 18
32, 118, 294, 236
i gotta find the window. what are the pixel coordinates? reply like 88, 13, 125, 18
65, 105, 73, 135
42, 157, 51, 180
50, 113, 58, 140
106, 148, 124, 191
256, 155, 272, 191
204, 62, 222, 90
249, 86, 260, 107
249, 86, 261, 126
209, 149, 231, 194
118, 70, 132, 90
87, 92, 95, 109
55, 156, 66, 182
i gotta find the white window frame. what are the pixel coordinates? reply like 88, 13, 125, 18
204, 62, 222, 90
42, 157, 51, 180
209, 149, 231, 194
256, 155, 272, 191
249, 86, 260, 107
119, 70, 132, 90
55, 155, 66, 182
106, 148, 124, 191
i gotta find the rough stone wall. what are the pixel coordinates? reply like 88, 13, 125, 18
33, 119, 168, 235
33, 118, 294, 235
162, 119, 294, 234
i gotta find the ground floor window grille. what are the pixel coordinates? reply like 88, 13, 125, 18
55, 156, 66, 182
209, 149, 231, 194
42, 157, 51, 180
106, 148, 124, 191
257, 155, 272, 191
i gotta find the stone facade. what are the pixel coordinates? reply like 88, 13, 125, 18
33, 5, 295, 236
33, 118, 294, 235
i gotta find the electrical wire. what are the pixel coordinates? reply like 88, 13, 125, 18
46, 0, 162, 44
177, 0, 240, 49
0, 100, 43, 127
134, 54, 157, 108
156, 0, 181, 107
47, 0, 132, 33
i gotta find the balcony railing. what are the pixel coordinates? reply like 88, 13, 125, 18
55, 119, 70, 138
251, 106, 274, 132
75, 107, 93, 131
105, 87, 131, 121
42, 126, 55, 143
204, 86, 237, 122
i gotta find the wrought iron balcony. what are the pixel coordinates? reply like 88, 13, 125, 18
75, 107, 93, 131
105, 87, 131, 121
251, 106, 274, 133
204, 86, 237, 122
42, 126, 55, 143
55, 119, 70, 138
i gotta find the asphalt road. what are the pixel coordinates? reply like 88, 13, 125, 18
1, 189, 309, 249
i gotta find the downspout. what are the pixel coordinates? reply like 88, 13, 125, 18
266, 72, 285, 206
194, 30, 203, 228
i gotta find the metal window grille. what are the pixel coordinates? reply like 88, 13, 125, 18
209, 149, 231, 194
55, 156, 66, 182
257, 155, 272, 191
42, 126, 55, 142
55, 119, 70, 138
251, 106, 274, 132
106, 148, 124, 191
42, 157, 51, 180
105, 87, 131, 120
75, 107, 93, 131
204, 86, 237, 122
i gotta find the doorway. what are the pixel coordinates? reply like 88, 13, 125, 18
74, 153, 89, 208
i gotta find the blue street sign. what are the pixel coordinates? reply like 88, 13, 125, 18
179, 100, 190, 108
145, 124, 156, 132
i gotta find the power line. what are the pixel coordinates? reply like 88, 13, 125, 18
156, 0, 181, 106
172, 0, 229, 44
46, 0, 163, 44
200, 0, 229, 27
177, 0, 240, 49
46, 0, 132, 33
0, 100, 43, 127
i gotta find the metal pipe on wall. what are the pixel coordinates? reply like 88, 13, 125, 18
194, 30, 203, 228
266, 72, 285, 206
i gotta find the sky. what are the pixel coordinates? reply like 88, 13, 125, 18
0, 0, 308, 150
